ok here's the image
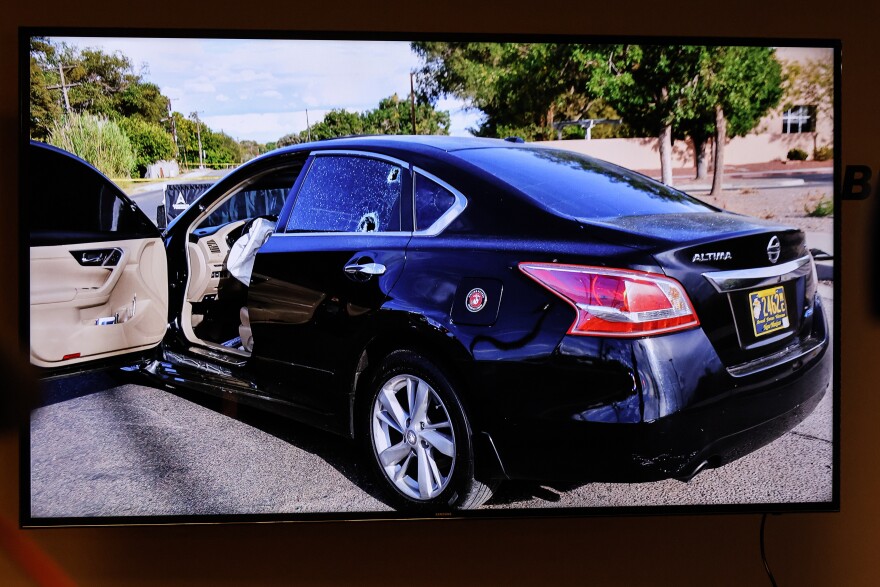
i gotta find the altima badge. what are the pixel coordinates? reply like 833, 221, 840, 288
767, 236, 781, 264
466, 288, 487, 312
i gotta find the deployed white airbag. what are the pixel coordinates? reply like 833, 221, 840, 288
228, 218, 275, 285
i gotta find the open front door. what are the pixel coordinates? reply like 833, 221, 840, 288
27, 142, 168, 372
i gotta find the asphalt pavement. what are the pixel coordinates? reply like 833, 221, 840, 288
28, 283, 834, 518
127, 168, 228, 228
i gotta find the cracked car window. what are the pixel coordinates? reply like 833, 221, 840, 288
286, 156, 402, 233
415, 174, 456, 231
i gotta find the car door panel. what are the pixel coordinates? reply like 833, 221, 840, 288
30, 236, 168, 368
242, 153, 413, 431
27, 142, 169, 374
247, 234, 408, 427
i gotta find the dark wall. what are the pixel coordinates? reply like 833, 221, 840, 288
3, 1, 878, 585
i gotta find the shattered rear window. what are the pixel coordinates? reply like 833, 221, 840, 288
285, 155, 402, 233
454, 147, 715, 219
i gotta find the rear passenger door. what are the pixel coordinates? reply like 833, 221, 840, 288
246, 152, 412, 431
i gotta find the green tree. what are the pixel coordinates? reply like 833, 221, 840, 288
277, 95, 450, 144
48, 112, 137, 178
170, 112, 199, 168
276, 132, 302, 148
30, 40, 172, 135
118, 117, 176, 176
412, 42, 615, 140
116, 81, 169, 125
239, 140, 273, 162
698, 47, 783, 195
782, 56, 834, 156
29, 38, 60, 140
305, 109, 366, 140
170, 112, 242, 168
590, 45, 708, 186
364, 94, 450, 135
62, 47, 135, 116
201, 127, 242, 166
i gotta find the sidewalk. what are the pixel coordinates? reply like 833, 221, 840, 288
635, 161, 833, 192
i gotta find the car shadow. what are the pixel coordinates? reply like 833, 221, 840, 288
156, 375, 398, 511
487, 480, 587, 506
37, 370, 126, 407
36, 369, 591, 513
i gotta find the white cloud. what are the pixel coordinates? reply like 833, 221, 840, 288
437, 98, 481, 137
201, 110, 331, 143
185, 78, 216, 94
51, 36, 474, 141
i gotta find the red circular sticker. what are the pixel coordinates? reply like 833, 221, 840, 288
466, 288, 487, 313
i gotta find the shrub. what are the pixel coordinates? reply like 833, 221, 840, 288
787, 148, 809, 161
118, 117, 176, 177
48, 112, 137, 178
805, 198, 834, 217
813, 145, 833, 161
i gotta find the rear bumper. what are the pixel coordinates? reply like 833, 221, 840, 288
473, 296, 831, 482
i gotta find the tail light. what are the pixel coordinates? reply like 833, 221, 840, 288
519, 263, 700, 337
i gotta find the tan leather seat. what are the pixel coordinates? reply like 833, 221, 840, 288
239, 307, 254, 352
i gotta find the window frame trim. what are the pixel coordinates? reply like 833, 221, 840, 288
411, 167, 468, 237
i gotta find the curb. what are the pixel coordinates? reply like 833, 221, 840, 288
682, 179, 806, 192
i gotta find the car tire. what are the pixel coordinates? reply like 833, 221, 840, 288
360, 350, 495, 511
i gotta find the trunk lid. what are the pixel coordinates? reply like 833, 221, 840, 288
583, 212, 818, 367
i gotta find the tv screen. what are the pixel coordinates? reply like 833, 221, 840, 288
21, 29, 839, 524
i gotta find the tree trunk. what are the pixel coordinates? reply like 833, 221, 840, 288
694, 137, 709, 180
710, 105, 727, 196
546, 104, 555, 139
659, 124, 673, 186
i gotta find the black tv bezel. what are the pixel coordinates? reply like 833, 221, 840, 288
18, 27, 842, 527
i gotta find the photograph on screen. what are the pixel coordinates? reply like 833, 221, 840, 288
22, 31, 838, 522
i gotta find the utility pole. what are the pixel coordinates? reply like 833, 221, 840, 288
306, 109, 311, 142
167, 99, 178, 146
191, 111, 204, 169
58, 62, 71, 112
46, 63, 81, 114
409, 72, 417, 135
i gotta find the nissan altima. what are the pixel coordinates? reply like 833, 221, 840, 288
27, 136, 831, 510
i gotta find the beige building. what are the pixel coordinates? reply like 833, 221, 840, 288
537, 46, 834, 171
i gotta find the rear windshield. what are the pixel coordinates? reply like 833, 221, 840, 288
454, 147, 715, 219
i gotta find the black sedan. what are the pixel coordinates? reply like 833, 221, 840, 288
26, 136, 831, 510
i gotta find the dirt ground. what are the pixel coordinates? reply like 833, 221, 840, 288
691, 185, 833, 235
655, 161, 835, 236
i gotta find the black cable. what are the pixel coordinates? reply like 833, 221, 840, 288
760, 513, 779, 587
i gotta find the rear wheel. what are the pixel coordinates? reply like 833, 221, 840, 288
362, 350, 495, 510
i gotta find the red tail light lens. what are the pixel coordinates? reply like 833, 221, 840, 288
519, 263, 700, 337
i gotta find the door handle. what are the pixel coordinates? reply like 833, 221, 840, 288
344, 262, 386, 276
72, 248, 123, 267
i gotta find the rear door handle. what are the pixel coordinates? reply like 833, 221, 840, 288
344, 262, 386, 276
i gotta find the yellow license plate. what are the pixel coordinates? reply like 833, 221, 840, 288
749, 286, 790, 337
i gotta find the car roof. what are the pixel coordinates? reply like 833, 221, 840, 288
271, 135, 527, 158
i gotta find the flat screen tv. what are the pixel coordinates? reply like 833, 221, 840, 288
20, 29, 839, 525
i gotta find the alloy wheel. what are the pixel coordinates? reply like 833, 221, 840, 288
370, 374, 456, 501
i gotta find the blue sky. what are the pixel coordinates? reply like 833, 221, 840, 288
53, 37, 481, 143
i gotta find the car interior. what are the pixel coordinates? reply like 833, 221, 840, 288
180, 163, 303, 357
